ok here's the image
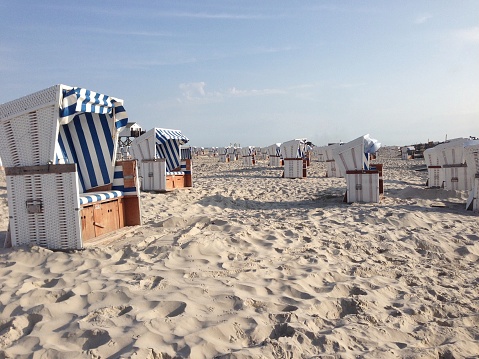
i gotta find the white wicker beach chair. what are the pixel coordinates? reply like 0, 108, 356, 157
0, 84, 142, 250
324, 143, 343, 178
332, 134, 382, 203
401, 146, 415, 160
239, 146, 255, 166
129, 128, 191, 192
281, 139, 306, 178
266, 143, 282, 167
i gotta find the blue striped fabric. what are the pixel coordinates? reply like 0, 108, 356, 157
181, 147, 192, 159
112, 168, 139, 195
155, 128, 189, 172
60, 88, 128, 129
79, 190, 123, 205
56, 87, 128, 193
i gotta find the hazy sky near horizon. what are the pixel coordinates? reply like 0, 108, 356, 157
1, 1, 478, 147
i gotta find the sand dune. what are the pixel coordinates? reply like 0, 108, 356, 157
1, 148, 479, 358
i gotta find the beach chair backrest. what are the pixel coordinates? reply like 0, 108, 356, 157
281, 139, 303, 159
0, 85, 127, 193
464, 142, 479, 178
333, 134, 380, 174
435, 138, 467, 166
424, 147, 440, 166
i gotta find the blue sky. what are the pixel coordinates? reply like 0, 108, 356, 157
1, 1, 478, 147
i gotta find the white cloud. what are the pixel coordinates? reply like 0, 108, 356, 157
455, 26, 479, 43
179, 82, 208, 100
227, 87, 286, 97
86, 28, 175, 37
176, 82, 291, 104
414, 14, 433, 24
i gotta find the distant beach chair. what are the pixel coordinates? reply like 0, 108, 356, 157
324, 143, 343, 178
260, 146, 269, 160
401, 146, 415, 160
434, 138, 470, 191
281, 139, 307, 178
333, 134, 383, 203
129, 128, 191, 192
0, 84, 142, 250
266, 143, 282, 167
226, 146, 237, 161
313, 146, 327, 162
218, 147, 228, 162
239, 146, 256, 166
464, 141, 479, 211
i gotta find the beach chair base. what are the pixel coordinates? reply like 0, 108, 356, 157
140, 159, 192, 192
5, 163, 142, 250
326, 160, 341, 178
345, 170, 382, 203
269, 156, 281, 167
283, 158, 306, 178
219, 154, 228, 163
5, 164, 83, 250
443, 164, 470, 191
426, 166, 444, 188
242, 155, 255, 166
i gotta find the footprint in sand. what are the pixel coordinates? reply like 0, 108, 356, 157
0, 313, 43, 348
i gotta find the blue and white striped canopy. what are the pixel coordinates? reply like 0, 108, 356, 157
56, 87, 129, 192
155, 128, 189, 172
60, 87, 128, 130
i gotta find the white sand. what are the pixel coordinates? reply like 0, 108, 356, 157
1, 148, 479, 358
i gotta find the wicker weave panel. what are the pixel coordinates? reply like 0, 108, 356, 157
140, 160, 166, 191
0, 98, 59, 167
0, 85, 58, 120
283, 159, 304, 178
6, 171, 82, 250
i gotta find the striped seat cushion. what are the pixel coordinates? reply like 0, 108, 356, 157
79, 190, 123, 205
167, 171, 185, 176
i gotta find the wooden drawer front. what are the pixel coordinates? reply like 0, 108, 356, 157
173, 175, 185, 188
93, 200, 120, 236
81, 206, 96, 241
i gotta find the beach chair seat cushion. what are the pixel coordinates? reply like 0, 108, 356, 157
79, 190, 123, 205
167, 171, 185, 176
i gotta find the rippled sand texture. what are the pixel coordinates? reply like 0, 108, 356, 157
1, 148, 478, 358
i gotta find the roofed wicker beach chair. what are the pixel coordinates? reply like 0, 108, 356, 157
333, 134, 382, 203
218, 147, 228, 162
129, 127, 191, 192
281, 139, 307, 178
266, 143, 282, 167
324, 143, 343, 178
401, 146, 415, 160
313, 145, 327, 163
239, 146, 256, 166
0, 84, 142, 250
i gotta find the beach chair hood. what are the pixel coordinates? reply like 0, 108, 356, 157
130, 127, 189, 172
56, 86, 128, 192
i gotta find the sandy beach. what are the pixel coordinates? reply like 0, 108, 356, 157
1, 147, 478, 358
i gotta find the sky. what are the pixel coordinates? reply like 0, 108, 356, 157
0, 1, 478, 147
